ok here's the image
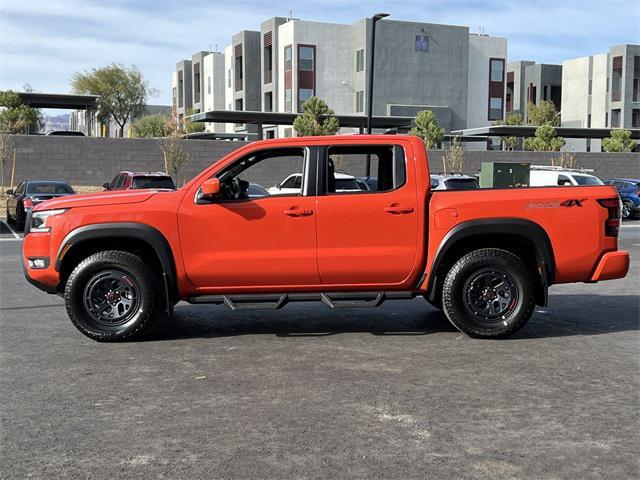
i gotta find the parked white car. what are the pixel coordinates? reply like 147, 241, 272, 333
529, 166, 604, 187
430, 174, 479, 190
268, 172, 363, 195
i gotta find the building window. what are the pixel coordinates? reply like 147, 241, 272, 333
285, 88, 292, 113
284, 127, 293, 137
207, 75, 211, 94
489, 97, 503, 120
611, 109, 621, 128
543, 85, 548, 100
234, 99, 244, 127
633, 56, 639, 102
611, 56, 622, 102
297, 44, 316, 112
228, 69, 231, 88
194, 62, 200, 103
284, 45, 292, 71
415, 35, 429, 52
588, 79, 592, 95
264, 92, 273, 112
178, 71, 184, 108
263, 31, 273, 84
299, 46, 314, 71
488, 58, 505, 120
587, 114, 591, 128
605, 112, 608, 127
355, 49, 364, 72
490, 59, 504, 82
234, 44, 243, 92
298, 88, 313, 111
606, 77, 609, 93
355, 90, 364, 113
284, 45, 293, 112
632, 109, 639, 128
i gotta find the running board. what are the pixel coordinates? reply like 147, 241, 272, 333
186, 291, 417, 311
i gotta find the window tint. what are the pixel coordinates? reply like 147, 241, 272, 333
15, 182, 25, 195
215, 148, 305, 201
132, 176, 175, 189
557, 174, 572, 186
430, 178, 440, 189
26, 182, 74, 194
115, 175, 126, 189
444, 178, 479, 190
325, 145, 405, 194
573, 175, 603, 186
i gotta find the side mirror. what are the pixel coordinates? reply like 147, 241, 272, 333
202, 177, 221, 197
5, 189, 13, 196
102, 183, 110, 190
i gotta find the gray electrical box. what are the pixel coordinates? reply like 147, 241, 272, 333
479, 162, 530, 188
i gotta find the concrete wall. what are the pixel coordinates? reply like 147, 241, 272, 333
6, 136, 249, 187
467, 33, 507, 129
5, 136, 638, 189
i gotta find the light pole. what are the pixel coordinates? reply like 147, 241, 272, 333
366, 12, 389, 135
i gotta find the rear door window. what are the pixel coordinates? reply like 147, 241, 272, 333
324, 145, 405, 194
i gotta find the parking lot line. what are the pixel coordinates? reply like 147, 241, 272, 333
1, 220, 21, 240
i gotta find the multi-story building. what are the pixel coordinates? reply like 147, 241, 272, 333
505, 61, 562, 121
172, 16, 508, 139
561, 44, 639, 151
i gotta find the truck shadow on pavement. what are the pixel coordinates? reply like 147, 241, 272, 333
143, 294, 639, 342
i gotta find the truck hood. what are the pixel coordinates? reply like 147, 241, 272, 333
33, 190, 156, 211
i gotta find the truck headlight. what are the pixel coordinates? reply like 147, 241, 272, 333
31, 209, 67, 233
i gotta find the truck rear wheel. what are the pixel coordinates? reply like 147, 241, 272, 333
64, 250, 162, 342
442, 248, 535, 338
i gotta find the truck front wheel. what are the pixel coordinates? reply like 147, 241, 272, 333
442, 248, 535, 338
64, 250, 162, 341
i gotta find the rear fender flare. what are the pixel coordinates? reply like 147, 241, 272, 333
426, 218, 555, 305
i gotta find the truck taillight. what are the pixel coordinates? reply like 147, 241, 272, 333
598, 198, 621, 237
23, 198, 34, 209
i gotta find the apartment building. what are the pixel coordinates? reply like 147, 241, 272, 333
173, 16, 507, 138
561, 44, 640, 151
505, 61, 562, 121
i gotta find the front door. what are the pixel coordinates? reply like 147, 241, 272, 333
315, 143, 419, 287
178, 147, 320, 289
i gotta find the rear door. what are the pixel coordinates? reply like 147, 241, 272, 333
314, 141, 419, 286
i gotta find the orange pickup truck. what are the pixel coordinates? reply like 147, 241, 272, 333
22, 135, 629, 341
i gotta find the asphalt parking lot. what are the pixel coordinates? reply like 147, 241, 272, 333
1, 221, 639, 479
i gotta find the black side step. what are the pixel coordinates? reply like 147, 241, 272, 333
186, 291, 417, 311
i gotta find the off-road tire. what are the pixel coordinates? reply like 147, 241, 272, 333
64, 250, 162, 342
442, 248, 535, 338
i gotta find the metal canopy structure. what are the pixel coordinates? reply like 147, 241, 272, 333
452, 125, 640, 140
190, 110, 415, 139
16, 92, 99, 110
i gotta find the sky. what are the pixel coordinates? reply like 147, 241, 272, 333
1, 0, 639, 108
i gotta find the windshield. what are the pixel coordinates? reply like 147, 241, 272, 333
27, 182, 74, 194
573, 175, 603, 186
132, 176, 175, 189
445, 178, 479, 190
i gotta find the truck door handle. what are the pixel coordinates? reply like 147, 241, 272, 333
283, 208, 313, 217
385, 205, 414, 214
